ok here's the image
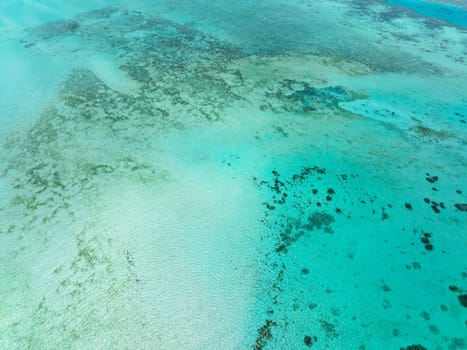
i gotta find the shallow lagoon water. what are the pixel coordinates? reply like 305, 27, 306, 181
0, 1, 466, 349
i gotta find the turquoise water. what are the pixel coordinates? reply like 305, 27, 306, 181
0, 1, 466, 349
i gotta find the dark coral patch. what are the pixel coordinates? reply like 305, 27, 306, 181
454, 203, 467, 212
425, 175, 439, 184
458, 294, 467, 308
304, 335, 317, 347
255, 319, 277, 350
400, 345, 427, 350
303, 212, 335, 231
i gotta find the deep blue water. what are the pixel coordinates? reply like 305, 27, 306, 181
386, 0, 467, 26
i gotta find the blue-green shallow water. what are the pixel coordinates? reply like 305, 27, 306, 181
0, 1, 466, 349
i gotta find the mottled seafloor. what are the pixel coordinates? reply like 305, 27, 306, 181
0, 1, 466, 349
